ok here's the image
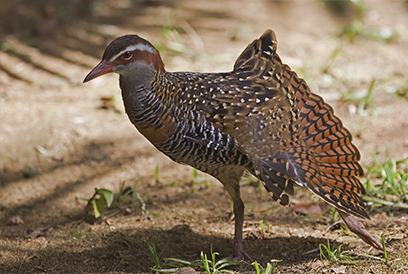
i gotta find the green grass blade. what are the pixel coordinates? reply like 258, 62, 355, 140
252, 261, 261, 274
143, 240, 160, 267
385, 255, 408, 274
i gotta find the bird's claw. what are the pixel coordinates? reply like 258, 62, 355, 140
338, 211, 393, 253
233, 249, 252, 262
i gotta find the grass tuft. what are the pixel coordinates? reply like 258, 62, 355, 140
143, 242, 279, 273
364, 153, 408, 209
191, 168, 213, 193
253, 260, 280, 274
143, 240, 161, 269
319, 239, 359, 265
339, 0, 398, 43
341, 75, 376, 114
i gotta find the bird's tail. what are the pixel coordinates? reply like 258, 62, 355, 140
282, 62, 369, 219
298, 91, 368, 219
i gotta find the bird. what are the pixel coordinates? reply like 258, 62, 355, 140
84, 29, 388, 260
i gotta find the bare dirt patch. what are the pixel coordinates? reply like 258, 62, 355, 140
1, 1, 408, 273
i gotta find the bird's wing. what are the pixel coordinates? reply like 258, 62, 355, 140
197, 30, 303, 175
192, 30, 368, 218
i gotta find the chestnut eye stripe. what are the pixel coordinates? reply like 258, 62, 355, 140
109, 43, 156, 62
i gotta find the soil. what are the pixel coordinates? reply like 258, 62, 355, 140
1, 1, 408, 273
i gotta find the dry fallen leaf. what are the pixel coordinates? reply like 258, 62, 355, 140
25, 225, 51, 239
306, 258, 326, 272
332, 265, 346, 273
180, 267, 199, 274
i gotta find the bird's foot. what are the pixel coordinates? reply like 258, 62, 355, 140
338, 211, 393, 253
232, 247, 252, 262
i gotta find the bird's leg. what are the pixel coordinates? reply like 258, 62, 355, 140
231, 197, 252, 261
218, 171, 252, 261
338, 211, 393, 253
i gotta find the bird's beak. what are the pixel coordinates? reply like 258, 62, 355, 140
83, 60, 115, 83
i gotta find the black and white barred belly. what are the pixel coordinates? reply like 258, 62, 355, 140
155, 111, 251, 177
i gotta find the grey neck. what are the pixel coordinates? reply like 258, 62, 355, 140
118, 61, 156, 114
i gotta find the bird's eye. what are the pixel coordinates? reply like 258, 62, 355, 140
122, 51, 132, 60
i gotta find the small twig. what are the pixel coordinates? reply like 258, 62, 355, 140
94, 208, 122, 224
323, 220, 344, 236
17, 251, 27, 274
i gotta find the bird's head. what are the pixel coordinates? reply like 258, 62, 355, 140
83, 35, 165, 83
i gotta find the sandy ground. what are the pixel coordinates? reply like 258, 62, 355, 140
1, 1, 408, 273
